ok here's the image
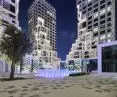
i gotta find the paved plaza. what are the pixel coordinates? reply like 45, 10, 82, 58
0, 75, 117, 97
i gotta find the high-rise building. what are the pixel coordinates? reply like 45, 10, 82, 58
0, 0, 20, 73
32, 17, 59, 69
0, 0, 20, 29
67, 0, 117, 60
28, 0, 56, 51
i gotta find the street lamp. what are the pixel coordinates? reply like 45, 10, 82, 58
1, 60, 3, 80
0, 54, 4, 80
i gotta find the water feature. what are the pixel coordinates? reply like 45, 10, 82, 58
35, 69, 79, 78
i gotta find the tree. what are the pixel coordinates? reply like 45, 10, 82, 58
0, 25, 32, 79
19, 32, 33, 73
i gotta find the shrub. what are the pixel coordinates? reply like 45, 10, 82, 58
69, 72, 88, 76
0, 77, 31, 81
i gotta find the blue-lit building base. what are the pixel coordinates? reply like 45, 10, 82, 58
82, 59, 97, 72
67, 59, 97, 73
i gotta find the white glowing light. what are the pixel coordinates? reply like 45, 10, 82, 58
35, 69, 78, 79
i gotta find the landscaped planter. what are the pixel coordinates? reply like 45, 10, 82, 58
69, 72, 88, 76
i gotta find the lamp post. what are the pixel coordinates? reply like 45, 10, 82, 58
2, 60, 3, 80
0, 54, 4, 80
31, 59, 34, 72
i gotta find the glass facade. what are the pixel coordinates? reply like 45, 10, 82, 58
68, 60, 75, 70
102, 45, 117, 72
60, 62, 67, 69
68, 60, 83, 72
32, 60, 43, 70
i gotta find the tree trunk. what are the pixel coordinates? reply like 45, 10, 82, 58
31, 59, 33, 72
20, 57, 23, 73
10, 61, 15, 79
20, 64, 22, 74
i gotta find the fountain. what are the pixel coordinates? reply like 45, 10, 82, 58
35, 69, 79, 79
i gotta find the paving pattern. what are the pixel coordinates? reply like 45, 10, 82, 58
0, 75, 117, 97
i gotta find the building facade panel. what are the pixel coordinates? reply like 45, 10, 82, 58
0, 0, 20, 73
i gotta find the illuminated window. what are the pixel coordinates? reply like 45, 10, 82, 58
107, 7, 111, 11
107, 33, 111, 38
100, 35, 106, 40
94, 12, 98, 18
107, 39, 111, 43
100, 9, 106, 15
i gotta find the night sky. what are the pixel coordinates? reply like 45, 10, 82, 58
19, 0, 77, 61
